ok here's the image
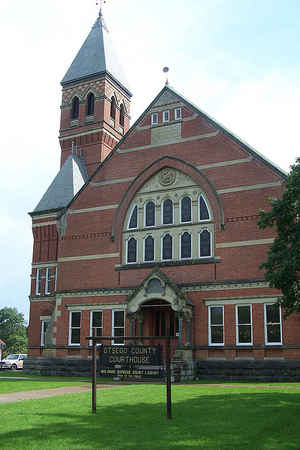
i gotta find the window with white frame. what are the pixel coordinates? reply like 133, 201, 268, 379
90, 311, 103, 339
45, 268, 51, 295
128, 205, 138, 229
199, 229, 212, 257
127, 238, 137, 263
145, 201, 155, 227
163, 110, 170, 122
199, 195, 210, 221
236, 305, 252, 345
69, 311, 81, 345
144, 235, 154, 262
162, 199, 173, 225
264, 304, 282, 345
41, 320, 50, 347
35, 268, 42, 296
209, 306, 224, 345
151, 112, 158, 125
175, 108, 182, 120
112, 310, 125, 345
162, 233, 173, 260
180, 232, 192, 259
181, 196, 192, 223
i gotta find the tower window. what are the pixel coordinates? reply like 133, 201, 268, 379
180, 232, 192, 259
181, 196, 192, 223
162, 199, 173, 225
145, 201, 155, 227
127, 238, 137, 263
151, 113, 158, 125
144, 236, 155, 262
110, 96, 116, 120
162, 234, 172, 260
71, 97, 79, 119
120, 103, 125, 127
87, 93, 95, 116
163, 110, 170, 123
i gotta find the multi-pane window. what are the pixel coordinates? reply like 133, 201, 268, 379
162, 234, 173, 260
69, 311, 81, 345
36, 268, 42, 296
163, 110, 170, 122
181, 196, 192, 223
144, 236, 154, 262
180, 232, 192, 259
209, 306, 224, 345
41, 320, 50, 347
145, 201, 155, 227
127, 238, 137, 263
120, 104, 125, 127
45, 268, 51, 295
71, 97, 79, 119
199, 196, 210, 220
199, 230, 211, 257
151, 112, 158, 125
236, 305, 252, 345
90, 311, 103, 338
264, 304, 282, 344
175, 108, 182, 120
112, 310, 125, 345
162, 199, 173, 225
87, 93, 95, 116
128, 205, 138, 229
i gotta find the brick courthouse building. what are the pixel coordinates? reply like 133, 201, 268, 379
26, 9, 300, 380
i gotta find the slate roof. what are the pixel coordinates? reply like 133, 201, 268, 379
33, 154, 88, 214
61, 10, 131, 96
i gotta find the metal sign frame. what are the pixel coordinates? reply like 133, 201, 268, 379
86, 334, 174, 419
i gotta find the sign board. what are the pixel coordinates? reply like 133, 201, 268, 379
99, 345, 164, 379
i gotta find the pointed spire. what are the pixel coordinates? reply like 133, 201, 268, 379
61, 6, 131, 96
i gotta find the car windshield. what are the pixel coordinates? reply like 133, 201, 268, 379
6, 355, 18, 360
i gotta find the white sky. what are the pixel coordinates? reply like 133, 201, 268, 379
1, 0, 300, 321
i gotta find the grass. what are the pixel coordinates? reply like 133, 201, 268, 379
1, 383, 300, 449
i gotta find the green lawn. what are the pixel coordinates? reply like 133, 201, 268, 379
1, 384, 300, 449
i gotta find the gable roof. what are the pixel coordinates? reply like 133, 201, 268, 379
62, 84, 287, 214
31, 154, 88, 215
61, 10, 131, 96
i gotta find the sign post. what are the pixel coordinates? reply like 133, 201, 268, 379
87, 335, 174, 419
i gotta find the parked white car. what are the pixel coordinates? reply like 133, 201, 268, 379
0, 354, 27, 370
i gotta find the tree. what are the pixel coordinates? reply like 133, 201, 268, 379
0, 307, 28, 356
258, 157, 300, 316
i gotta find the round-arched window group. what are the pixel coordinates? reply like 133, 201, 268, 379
125, 194, 213, 264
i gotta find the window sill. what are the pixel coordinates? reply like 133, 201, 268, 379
115, 257, 220, 271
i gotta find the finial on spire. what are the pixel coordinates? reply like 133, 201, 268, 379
163, 67, 170, 85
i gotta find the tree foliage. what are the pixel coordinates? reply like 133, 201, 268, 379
258, 157, 300, 316
0, 307, 27, 356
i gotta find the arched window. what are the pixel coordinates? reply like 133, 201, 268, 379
199, 230, 211, 257
162, 234, 172, 260
199, 195, 210, 221
162, 199, 173, 225
128, 205, 138, 229
181, 196, 192, 223
71, 97, 79, 119
110, 96, 116, 120
127, 238, 137, 263
145, 201, 155, 227
181, 232, 192, 259
87, 93, 95, 116
144, 236, 154, 262
120, 103, 125, 127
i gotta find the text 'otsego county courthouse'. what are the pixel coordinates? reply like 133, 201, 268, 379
25, 9, 300, 380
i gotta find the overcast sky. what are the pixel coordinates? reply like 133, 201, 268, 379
1, 0, 300, 321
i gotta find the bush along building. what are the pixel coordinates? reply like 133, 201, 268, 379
26, 8, 300, 381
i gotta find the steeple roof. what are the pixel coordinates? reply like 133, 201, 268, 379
61, 10, 131, 96
32, 154, 88, 214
